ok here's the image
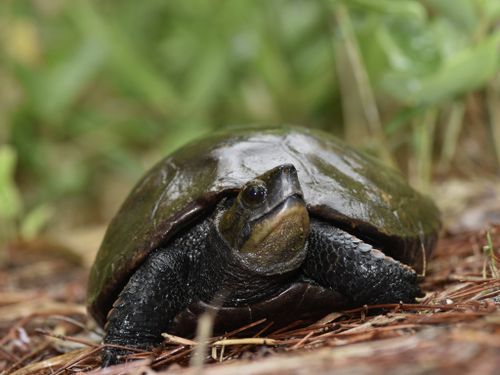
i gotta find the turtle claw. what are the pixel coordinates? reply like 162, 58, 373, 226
101, 348, 119, 367
101, 347, 129, 368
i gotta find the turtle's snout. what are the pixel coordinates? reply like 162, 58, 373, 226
261, 164, 303, 203
277, 163, 298, 178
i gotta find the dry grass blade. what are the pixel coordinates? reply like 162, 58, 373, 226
9, 348, 92, 375
162, 334, 198, 346
212, 338, 280, 346
161, 334, 281, 348
35, 328, 98, 347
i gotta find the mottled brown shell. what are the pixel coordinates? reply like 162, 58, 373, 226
87, 126, 440, 326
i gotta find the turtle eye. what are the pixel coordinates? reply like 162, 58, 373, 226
242, 183, 267, 207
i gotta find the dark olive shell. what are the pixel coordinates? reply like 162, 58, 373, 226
87, 126, 440, 326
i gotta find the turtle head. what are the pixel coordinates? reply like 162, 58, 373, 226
218, 164, 309, 275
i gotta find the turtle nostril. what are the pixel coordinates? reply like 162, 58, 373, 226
278, 164, 297, 175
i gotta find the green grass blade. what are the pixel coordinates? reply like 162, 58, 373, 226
330, 2, 393, 165
384, 31, 500, 106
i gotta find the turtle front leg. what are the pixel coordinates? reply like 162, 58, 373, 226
102, 245, 195, 366
303, 220, 422, 306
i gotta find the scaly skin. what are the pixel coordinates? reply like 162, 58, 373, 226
102, 219, 420, 365
304, 219, 421, 305
102, 227, 205, 366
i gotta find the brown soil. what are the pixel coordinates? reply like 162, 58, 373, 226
1, 226, 499, 375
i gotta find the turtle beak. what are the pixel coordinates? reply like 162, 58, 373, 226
262, 163, 303, 199
252, 164, 304, 216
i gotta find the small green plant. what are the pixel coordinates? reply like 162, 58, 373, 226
0, 145, 22, 243
0, 145, 53, 246
482, 229, 499, 279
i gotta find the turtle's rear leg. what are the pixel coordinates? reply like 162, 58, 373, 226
303, 220, 422, 306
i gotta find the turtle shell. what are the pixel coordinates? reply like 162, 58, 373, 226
87, 126, 440, 326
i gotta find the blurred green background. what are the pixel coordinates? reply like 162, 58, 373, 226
1, 0, 499, 244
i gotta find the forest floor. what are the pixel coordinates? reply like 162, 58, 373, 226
1, 186, 500, 374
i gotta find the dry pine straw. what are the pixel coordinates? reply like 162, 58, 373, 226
1, 226, 499, 375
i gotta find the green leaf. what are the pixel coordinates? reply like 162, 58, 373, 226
383, 31, 500, 105
68, 0, 179, 116
20, 204, 54, 239
0, 145, 22, 221
424, 0, 478, 32
343, 0, 426, 21
481, 0, 500, 24
34, 39, 105, 122
183, 44, 228, 114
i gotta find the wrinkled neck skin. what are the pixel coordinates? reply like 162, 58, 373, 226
204, 202, 305, 307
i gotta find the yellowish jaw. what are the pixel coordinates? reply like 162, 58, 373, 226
240, 200, 310, 265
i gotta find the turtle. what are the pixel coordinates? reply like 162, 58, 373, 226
87, 126, 440, 365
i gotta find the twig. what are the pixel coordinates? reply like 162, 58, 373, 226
35, 328, 99, 347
